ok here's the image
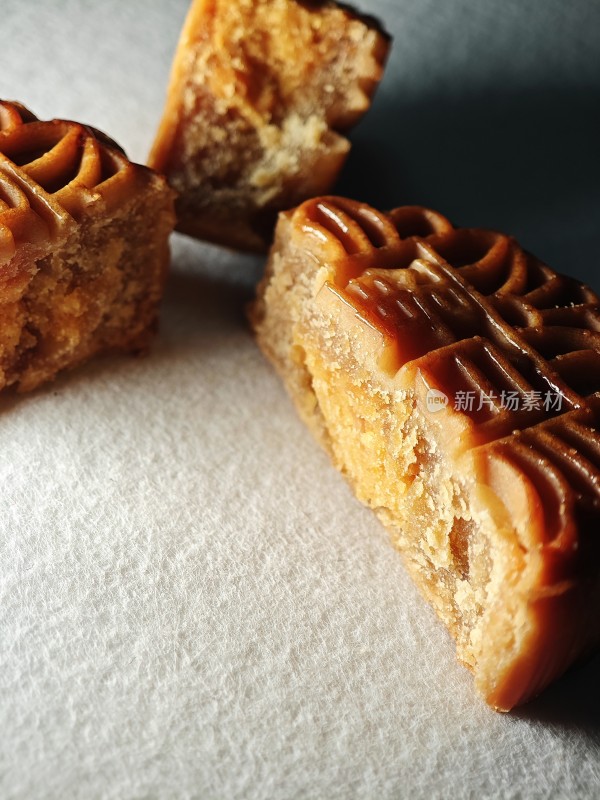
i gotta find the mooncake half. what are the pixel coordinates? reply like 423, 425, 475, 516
149, 0, 390, 252
251, 196, 600, 710
0, 100, 175, 393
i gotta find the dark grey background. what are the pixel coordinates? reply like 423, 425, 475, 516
338, 0, 600, 288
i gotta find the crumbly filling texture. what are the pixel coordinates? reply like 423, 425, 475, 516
299, 312, 525, 671
159, 0, 388, 248
252, 226, 545, 710
0, 189, 172, 393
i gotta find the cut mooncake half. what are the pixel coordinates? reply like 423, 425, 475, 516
251, 195, 600, 710
149, 0, 390, 252
0, 100, 175, 393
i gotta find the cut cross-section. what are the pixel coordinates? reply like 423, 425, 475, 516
251, 195, 600, 710
149, 0, 390, 251
0, 100, 175, 393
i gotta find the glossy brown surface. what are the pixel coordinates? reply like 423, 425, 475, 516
0, 99, 156, 260
0, 100, 175, 392
293, 197, 600, 565
256, 195, 600, 708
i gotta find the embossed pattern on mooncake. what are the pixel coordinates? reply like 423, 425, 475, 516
253, 195, 600, 710
0, 100, 175, 392
296, 195, 600, 460
0, 99, 146, 247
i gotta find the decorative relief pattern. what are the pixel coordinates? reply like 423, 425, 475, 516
293, 197, 600, 548
0, 100, 140, 262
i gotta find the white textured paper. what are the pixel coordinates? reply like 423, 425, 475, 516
1, 2, 600, 798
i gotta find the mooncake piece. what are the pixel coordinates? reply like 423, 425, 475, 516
149, 0, 390, 252
0, 100, 175, 393
252, 196, 600, 710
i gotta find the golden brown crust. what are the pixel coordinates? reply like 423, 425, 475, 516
149, 0, 390, 251
252, 195, 600, 710
0, 100, 176, 392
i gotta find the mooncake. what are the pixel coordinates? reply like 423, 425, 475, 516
0, 100, 175, 393
252, 195, 600, 710
149, 0, 390, 252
